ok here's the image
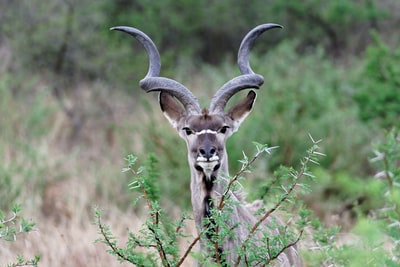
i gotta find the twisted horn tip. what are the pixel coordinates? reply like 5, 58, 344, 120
110, 26, 136, 33
258, 23, 283, 30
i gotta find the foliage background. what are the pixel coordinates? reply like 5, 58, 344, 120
0, 0, 399, 265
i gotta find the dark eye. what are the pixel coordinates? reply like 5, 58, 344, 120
183, 127, 193, 136
219, 126, 230, 134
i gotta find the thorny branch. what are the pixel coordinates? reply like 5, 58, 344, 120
176, 233, 202, 267
265, 229, 304, 266
1, 211, 17, 225
96, 214, 131, 263
0, 210, 37, 241
234, 136, 323, 266
127, 160, 202, 267
217, 145, 277, 210
137, 170, 170, 266
211, 145, 276, 264
147, 222, 171, 267
383, 154, 393, 189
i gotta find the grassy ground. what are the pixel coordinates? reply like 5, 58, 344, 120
0, 38, 397, 265
0, 74, 200, 266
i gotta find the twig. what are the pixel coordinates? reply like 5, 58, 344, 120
174, 216, 187, 234
133, 169, 154, 211
235, 139, 321, 266
1, 211, 17, 225
97, 215, 131, 263
147, 223, 171, 267
218, 148, 267, 210
265, 230, 304, 265
176, 233, 202, 267
383, 154, 393, 189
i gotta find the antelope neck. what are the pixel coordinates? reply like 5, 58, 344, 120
191, 154, 229, 222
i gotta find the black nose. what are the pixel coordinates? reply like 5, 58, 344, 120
199, 146, 216, 160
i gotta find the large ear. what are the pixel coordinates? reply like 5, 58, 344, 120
159, 91, 186, 129
227, 90, 257, 132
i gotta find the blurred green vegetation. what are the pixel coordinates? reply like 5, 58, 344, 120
354, 32, 400, 129
0, 0, 399, 265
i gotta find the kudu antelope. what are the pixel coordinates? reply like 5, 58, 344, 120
111, 24, 302, 266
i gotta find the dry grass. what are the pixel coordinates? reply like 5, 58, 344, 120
0, 79, 199, 266
2, 209, 136, 266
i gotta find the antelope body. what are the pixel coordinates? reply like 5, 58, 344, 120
112, 24, 302, 266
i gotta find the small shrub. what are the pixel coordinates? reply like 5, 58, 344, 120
95, 138, 340, 266
0, 204, 40, 267
354, 32, 400, 129
303, 129, 400, 266
370, 129, 400, 262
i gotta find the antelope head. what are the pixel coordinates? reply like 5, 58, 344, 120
111, 24, 281, 180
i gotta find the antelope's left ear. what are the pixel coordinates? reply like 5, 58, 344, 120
159, 92, 186, 129
227, 90, 257, 132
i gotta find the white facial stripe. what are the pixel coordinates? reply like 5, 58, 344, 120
195, 129, 218, 135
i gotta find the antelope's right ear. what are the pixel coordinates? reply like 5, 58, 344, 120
159, 92, 186, 129
227, 90, 257, 132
